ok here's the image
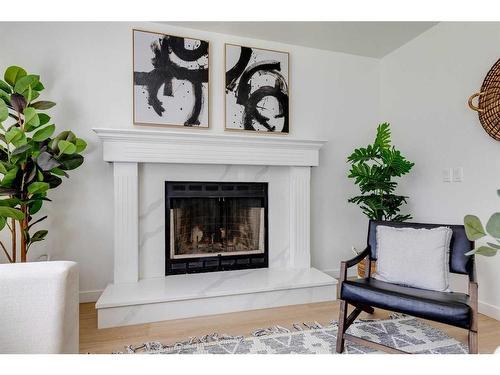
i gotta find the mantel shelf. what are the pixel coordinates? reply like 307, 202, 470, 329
93, 128, 327, 167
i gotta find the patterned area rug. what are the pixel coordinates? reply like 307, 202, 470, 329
120, 316, 468, 354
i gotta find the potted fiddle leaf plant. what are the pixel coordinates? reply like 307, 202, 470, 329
463, 190, 500, 257
0, 65, 86, 263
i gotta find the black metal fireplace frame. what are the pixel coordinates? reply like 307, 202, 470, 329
165, 181, 269, 275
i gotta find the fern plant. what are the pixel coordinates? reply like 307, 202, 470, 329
347, 123, 414, 221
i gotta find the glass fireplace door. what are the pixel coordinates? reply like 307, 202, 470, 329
170, 197, 265, 259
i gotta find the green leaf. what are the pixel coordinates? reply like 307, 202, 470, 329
347, 145, 379, 164
58, 140, 76, 155
0, 198, 19, 207
58, 154, 84, 170
43, 172, 62, 188
14, 74, 39, 94
0, 216, 6, 231
38, 113, 50, 126
74, 138, 87, 153
23, 107, 40, 128
28, 90, 39, 102
33, 124, 55, 142
0, 88, 10, 104
487, 242, 500, 250
29, 229, 48, 244
0, 100, 8, 122
27, 181, 49, 195
11, 132, 27, 148
486, 212, 500, 238
29, 199, 43, 215
0, 163, 7, 175
464, 215, 486, 240
33, 81, 44, 91
54, 130, 76, 144
11, 143, 32, 156
50, 167, 68, 177
465, 246, 498, 257
30, 101, 55, 110
4, 66, 27, 86
0, 80, 11, 93
5, 127, 25, 146
26, 85, 32, 103
0, 166, 18, 187
380, 147, 414, 177
374, 122, 391, 150
0, 206, 24, 220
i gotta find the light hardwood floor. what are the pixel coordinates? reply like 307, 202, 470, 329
80, 301, 500, 354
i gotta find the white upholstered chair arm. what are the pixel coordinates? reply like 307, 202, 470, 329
0, 261, 79, 353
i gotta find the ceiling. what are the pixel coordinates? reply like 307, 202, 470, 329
166, 22, 438, 58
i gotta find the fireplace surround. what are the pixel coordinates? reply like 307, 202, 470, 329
93, 128, 336, 329
165, 181, 268, 275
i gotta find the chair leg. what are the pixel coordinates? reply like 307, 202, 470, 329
336, 300, 348, 353
468, 330, 478, 354
352, 302, 374, 315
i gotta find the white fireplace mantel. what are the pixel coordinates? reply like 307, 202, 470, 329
93, 128, 326, 166
93, 127, 335, 328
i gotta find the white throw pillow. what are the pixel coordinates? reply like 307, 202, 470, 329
373, 225, 453, 292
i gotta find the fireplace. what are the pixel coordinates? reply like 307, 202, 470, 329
165, 181, 269, 275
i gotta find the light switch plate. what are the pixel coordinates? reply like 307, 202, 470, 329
443, 168, 452, 182
452, 167, 463, 182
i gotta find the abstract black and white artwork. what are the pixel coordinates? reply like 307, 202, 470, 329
133, 30, 209, 128
225, 44, 289, 133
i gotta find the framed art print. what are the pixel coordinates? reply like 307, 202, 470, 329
133, 29, 209, 128
225, 44, 289, 133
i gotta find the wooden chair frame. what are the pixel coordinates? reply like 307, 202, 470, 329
335, 247, 478, 354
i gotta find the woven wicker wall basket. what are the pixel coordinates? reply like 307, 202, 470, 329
468, 58, 500, 141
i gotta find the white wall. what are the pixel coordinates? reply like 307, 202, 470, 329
0, 22, 380, 300
380, 22, 500, 318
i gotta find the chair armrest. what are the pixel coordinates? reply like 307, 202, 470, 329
344, 247, 370, 268
339, 247, 370, 283
468, 259, 478, 332
468, 257, 477, 283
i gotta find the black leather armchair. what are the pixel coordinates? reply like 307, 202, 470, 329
336, 220, 478, 354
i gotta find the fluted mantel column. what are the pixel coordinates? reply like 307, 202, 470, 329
289, 166, 311, 268
113, 162, 138, 283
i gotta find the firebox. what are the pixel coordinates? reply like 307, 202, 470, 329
165, 181, 268, 275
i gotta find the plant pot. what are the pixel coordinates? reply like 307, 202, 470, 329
357, 260, 376, 278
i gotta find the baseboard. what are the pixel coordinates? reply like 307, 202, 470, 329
80, 289, 103, 303
321, 267, 357, 279
479, 300, 500, 321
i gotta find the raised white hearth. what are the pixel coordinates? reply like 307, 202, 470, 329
97, 268, 334, 328
94, 128, 336, 328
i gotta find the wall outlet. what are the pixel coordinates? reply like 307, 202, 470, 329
442, 168, 452, 182
452, 167, 463, 182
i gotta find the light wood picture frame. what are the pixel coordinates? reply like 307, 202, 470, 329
225, 43, 289, 134
133, 29, 210, 128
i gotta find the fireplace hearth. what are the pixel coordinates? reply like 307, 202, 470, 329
165, 181, 268, 275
